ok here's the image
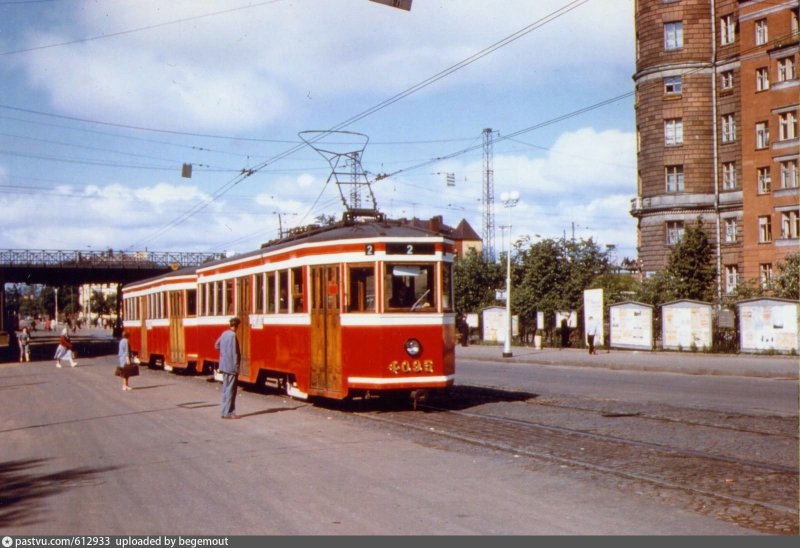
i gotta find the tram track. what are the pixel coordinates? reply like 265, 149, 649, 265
528, 398, 798, 439
350, 386, 799, 535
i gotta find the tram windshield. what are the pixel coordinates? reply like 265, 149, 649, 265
384, 263, 435, 311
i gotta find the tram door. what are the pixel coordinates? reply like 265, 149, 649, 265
235, 277, 251, 378
140, 296, 148, 360
310, 265, 342, 394
168, 291, 185, 364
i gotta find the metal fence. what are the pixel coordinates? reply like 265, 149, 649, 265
0, 249, 224, 270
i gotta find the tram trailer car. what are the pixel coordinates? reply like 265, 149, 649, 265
122, 268, 201, 372
122, 218, 457, 403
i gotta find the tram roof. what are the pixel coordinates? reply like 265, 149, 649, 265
232, 217, 452, 262
123, 217, 453, 290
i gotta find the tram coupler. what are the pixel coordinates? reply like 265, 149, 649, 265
410, 389, 429, 410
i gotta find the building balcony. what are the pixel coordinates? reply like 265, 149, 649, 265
630, 192, 724, 216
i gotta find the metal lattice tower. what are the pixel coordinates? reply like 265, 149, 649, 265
299, 131, 378, 216
482, 128, 496, 262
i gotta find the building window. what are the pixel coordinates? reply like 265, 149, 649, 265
664, 75, 682, 95
755, 67, 769, 91
777, 57, 796, 82
664, 118, 683, 146
666, 221, 684, 245
756, 121, 770, 149
720, 14, 736, 45
759, 263, 773, 288
725, 265, 739, 294
781, 210, 800, 239
722, 162, 737, 190
720, 70, 734, 90
778, 111, 797, 141
758, 215, 772, 243
758, 166, 772, 194
724, 218, 737, 243
721, 114, 736, 143
781, 160, 799, 189
664, 22, 684, 50
665, 165, 684, 192
755, 19, 768, 46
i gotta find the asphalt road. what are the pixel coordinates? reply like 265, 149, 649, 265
454, 356, 798, 417
0, 354, 761, 536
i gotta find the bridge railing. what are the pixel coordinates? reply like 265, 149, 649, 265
0, 249, 224, 269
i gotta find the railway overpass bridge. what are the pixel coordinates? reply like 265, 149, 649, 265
0, 248, 224, 349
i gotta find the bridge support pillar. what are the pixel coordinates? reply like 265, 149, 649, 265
0, 281, 10, 350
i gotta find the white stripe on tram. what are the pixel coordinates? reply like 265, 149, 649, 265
347, 374, 454, 386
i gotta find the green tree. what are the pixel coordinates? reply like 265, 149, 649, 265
90, 290, 112, 316
773, 253, 800, 300
665, 220, 716, 302
636, 269, 676, 307
514, 236, 612, 330
453, 248, 503, 314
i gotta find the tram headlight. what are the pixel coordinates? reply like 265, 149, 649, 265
404, 338, 422, 357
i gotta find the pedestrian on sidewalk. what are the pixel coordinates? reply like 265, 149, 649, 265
215, 317, 242, 419
457, 314, 470, 347
559, 318, 570, 350
18, 326, 31, 362
54, 328, 78, 367
116, 331, 135, 391
586, 315, 598, 355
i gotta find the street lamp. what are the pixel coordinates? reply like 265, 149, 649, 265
54, 287, 59, 331
500, 190, 519, 358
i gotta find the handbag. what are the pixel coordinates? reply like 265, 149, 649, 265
115, 364, 140, 377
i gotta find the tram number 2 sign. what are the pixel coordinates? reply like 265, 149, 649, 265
365, 243, 435, 256
388, 359, 435, 375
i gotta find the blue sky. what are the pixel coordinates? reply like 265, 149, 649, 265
0, 0, 637, 260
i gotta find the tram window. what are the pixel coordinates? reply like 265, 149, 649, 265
278, 271, 289, 313
201, 283, 209, 316
384, 263, 435, 311
347, 265, 375, 312
267, 272, 276, 313
214, 281, 224, 316
225, 280, 235, 315
291, 267, 305, 313
186, 289, 197, 317
255, 274, 264, 314
441, 262, 453, 312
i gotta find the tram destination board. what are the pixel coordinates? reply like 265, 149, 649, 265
384, 243, 435, 255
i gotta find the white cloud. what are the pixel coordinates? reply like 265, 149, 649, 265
14, 0, 634, 131
2, 0, 638, 257
372, 126, 637, 258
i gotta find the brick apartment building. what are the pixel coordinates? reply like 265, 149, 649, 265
631, 0, 799, 298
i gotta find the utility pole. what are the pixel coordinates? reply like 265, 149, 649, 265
482, 128, 496, 262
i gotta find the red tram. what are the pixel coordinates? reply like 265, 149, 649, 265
122, 217, 456, 403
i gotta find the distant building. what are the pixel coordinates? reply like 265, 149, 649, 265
78, 283, 117, 323
632, 1, 799, 296
400, 216, 482, 258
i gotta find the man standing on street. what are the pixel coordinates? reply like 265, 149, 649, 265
586, 315, 598, 355
216, 317, 242, 419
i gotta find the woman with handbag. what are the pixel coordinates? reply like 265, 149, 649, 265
54, 328, 78, 367
116, 330, 137, 391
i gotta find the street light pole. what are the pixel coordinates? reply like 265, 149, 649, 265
500, 191, 519, 358
54, 287, 59, 331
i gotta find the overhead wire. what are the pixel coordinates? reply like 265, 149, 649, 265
127, 0, 594, 249
0, 0, 289, 56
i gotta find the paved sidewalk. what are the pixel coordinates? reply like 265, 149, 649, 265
456, 343, 799, 380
